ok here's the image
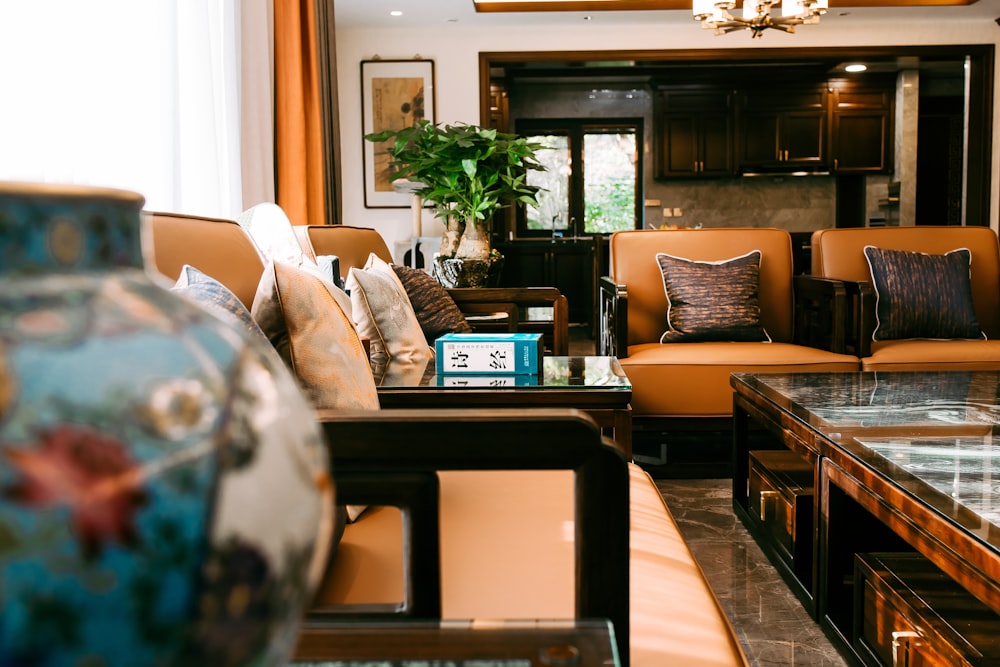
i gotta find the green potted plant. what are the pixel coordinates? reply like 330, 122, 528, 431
365, 120, 547, 287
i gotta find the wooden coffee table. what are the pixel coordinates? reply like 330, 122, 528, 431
731, 370, 1000, 664
373, 355, 632, 459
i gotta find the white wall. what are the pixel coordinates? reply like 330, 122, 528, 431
335, 11, 1000, 254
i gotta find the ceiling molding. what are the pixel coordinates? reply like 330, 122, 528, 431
472, 0, 979, 11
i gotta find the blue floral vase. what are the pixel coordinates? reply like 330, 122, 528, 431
0, 183, 333, 667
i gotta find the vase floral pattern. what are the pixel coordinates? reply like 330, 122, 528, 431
0, 183, 332, 667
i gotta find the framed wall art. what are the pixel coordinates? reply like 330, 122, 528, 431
361, 59, 435, 208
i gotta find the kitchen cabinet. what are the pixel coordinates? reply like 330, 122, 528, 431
496, 239, 596, 327
828, 80, 893, 174
737, 85, 827, 171
653, 87, 735, 178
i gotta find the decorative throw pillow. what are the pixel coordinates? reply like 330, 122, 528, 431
346, 254, 432, 363
172, 264, 272, 348
391, 264, 473, 344
863, 245, 985, 341
251, 260, 380, 411
656, 250, 770, 343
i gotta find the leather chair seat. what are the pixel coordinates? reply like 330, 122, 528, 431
865, 339, 1000, 371
622, 341, 859, 417
314, 466, 748, 667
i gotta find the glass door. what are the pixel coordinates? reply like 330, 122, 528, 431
516, 119, 641, 238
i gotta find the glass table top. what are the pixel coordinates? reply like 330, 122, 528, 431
372, 355, 631, 391
734, 370, 1000, 550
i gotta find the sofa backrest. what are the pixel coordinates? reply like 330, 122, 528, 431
146, 211, 266, 308
299, 225, 393, 275
811, 226, 1000, 338
609, 228, 796, 345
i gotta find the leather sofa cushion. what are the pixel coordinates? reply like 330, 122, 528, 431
313, 466, 749, 667
811, 226, 1000, 339
864, 339, 1000, 371
313, 470, 576, 620
621, 342, 859, 417
628, 464, 748, 666
147, 211, 265, 309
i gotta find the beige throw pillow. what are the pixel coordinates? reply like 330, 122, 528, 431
252, 260, 380, 411
346, 253, 432, 363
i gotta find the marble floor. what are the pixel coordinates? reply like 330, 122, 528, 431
656, 478, 849, 667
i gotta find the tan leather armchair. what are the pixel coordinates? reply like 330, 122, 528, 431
807, 226, 1000, 371
601, 228, 859, 475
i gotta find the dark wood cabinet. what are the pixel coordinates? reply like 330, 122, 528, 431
737, 85, 827, 171
650, 78, 894, 180
496, 240, 595, 327
828, 81, 893, 174
653, 87, 734, 178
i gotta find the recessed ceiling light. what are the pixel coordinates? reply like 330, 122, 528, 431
390, 10, 403, 17
845, 63, 867, 73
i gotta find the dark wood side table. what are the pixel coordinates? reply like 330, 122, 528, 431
374, 355, 632, 460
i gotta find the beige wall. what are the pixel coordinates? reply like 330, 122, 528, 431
335, 10, 1000, 255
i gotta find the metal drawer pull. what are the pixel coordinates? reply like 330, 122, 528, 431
759, 490, 778, 521
891, 630, 921, 667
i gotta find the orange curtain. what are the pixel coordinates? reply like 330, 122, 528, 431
274, 0, 326, 227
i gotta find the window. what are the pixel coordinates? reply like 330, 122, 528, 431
516, 119, 641, 238
0, 1, 268, 218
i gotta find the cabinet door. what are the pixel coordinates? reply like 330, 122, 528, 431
783, 111, 825, 165
832, 113, 888, 172
740, 111, 782, 165
738, 86, 827, 170
699, 112, 734, 176
654, 88, 734, 178
550, 244, 594, 326
829, 86, 892, 174
658, 115, 700, 176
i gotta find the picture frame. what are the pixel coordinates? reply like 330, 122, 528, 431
361, 59, 436, 208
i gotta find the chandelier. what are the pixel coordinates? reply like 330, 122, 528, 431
693, 0, 828, 38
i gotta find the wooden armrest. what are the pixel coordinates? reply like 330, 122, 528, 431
446, 287, 569, 355
308, 408, 629, 664
793, 275, 873, 357
793, 275, 848, 353
598, 277, 628, 358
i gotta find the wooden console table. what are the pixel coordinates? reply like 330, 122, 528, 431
731, 371, 1000, 665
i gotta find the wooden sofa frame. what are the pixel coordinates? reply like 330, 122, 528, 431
297, 408, 630, 663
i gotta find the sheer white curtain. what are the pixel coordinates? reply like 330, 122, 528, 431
0, 0, 272, 218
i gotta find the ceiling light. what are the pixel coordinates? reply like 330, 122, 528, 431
390, 10, 403, 16
693, 0, 827, 38
845, 63, 867, 72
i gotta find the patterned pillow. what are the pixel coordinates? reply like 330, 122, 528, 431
172, 264, 272, 347
346, 254, 432, 363
864, 245, 985, 341
391, 264, 473, 344
251, 260, 380, 411
656, 250, 770, 343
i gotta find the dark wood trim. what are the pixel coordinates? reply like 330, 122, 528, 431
473, 0, 977, 11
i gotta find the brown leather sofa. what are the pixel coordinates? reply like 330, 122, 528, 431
144, 211, 751, 667
601, 228, 860, 475
808, 226, 1000, 371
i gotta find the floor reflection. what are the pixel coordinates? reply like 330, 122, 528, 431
657, 478, 849, 667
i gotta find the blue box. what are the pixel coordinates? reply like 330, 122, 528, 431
435, 333, 543, 375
